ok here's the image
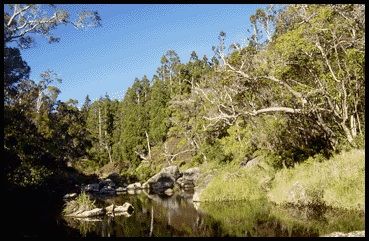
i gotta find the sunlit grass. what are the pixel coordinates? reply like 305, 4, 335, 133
268, 149, 365, 210
199, 161, 274, 202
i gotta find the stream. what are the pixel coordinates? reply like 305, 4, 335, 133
59, 190, 364, 237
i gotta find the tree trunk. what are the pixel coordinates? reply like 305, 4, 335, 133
98, 106, 102, 146
145, 131, 151, 160
106, 144, 113, 163
341, 122, 354, 145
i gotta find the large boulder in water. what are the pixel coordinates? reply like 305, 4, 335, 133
176, 167, 200, 189
143, 165, 181, 193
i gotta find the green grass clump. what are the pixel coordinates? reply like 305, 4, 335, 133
199, 160, 274, 202
63, 192, 96, 215
268, 149, 365, 210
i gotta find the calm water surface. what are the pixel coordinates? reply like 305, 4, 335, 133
59, 190, 364, 237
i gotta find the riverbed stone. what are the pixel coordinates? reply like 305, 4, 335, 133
143, 165, 181, 193
99, 185, 116, 195
83, 183, 100, 192
99, 178, 115, 189
164, 188, 174, 196
127, 182, 141, 190
116, 187, 127, 192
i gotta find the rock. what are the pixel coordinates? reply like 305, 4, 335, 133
63, 193, 77, 199
66, 208, 105, 218
240, 156, 261, 169
164, 188, 174, 196
321, 231, 365, 237
105, 172, 122, 186
99, 178, 115, 189
143, 165, 181, 194
176, 167, 200, 190
182, 167, 200, 181
83, 183, 100, 192
127, 182, 141, 190
99, 185, 116, 195
127, 189, 135, 195
162, 165, 181, 180
116, 187, 127, 192
192, 191, 201, 202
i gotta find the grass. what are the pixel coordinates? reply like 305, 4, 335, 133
199, 160, 275, 202
268, 149, 365, 210
63, 192, 97, 215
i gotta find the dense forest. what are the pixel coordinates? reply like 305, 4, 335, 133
3, 4, 365, 237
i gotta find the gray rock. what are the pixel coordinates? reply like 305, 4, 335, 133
241, 156, 261, 169
116, 187, 127, 192
176, 167, 200, 190
99, 185, 116, 195
143, 165, 181, 193
99, 178, 115, 189
83, 183, 100, 192
164, 188, 174, 196
63, 193, 77, 199
127, 182, 141, 190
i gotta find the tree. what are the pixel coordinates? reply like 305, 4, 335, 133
195, 4, 364, 152
4, 4, 101, 48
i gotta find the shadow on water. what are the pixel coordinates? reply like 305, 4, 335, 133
61, 190, 364, 237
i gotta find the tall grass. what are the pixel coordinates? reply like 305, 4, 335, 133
199, 161, 274, 202
268, 149, 365, 210
63, 192, 96, 215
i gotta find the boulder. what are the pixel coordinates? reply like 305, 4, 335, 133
164, 188, 174, 196
143, 165, 181, 193
99, 185, 116, 195
116, 187, 127, 192
127, 189, 135, 195
182, 167, 200, 182
83, 183, 100, 192
99, 178, 115, 189
105, 172, 122, 186
240, 157, 261, 169
176, 167, 200, 190
127, 182, 141, 190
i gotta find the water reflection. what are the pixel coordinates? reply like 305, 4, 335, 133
62, 191, 364, 237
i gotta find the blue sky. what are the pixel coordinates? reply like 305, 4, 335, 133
19, 4, 265, 106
